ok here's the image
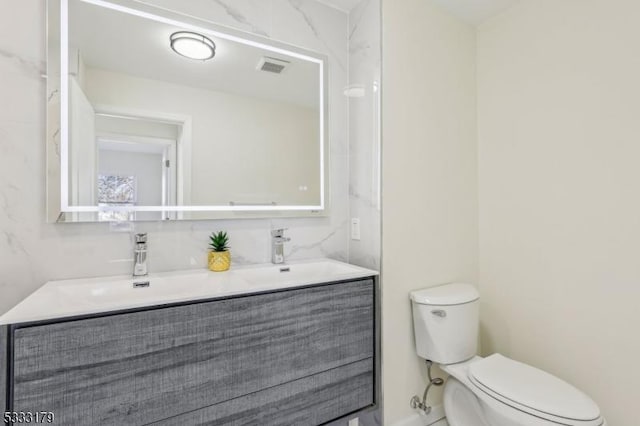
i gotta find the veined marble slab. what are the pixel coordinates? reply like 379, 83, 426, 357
0, 258, 377, 325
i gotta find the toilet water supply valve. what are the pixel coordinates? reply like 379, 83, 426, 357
410, 360, 444, 414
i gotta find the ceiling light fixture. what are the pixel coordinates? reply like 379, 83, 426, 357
170, 31, 216, 61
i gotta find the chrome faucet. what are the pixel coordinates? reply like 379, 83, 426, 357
133, 233, 148, 277
271, 228, 291, 264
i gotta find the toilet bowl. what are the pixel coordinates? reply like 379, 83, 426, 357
410, 284, 606, 426
442, 355, 606, 426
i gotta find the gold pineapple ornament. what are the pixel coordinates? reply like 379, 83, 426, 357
208, 231, 231, 272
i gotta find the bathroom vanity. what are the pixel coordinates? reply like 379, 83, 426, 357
0, 260, 379, 425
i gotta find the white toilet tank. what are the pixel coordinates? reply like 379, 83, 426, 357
410, 283, 480, 364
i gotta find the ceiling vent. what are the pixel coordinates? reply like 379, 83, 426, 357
257, 56, 290, 74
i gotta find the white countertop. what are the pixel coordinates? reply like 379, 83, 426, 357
0, 259, 378, 325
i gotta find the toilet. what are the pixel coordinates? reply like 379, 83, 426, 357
410, 283, 606, 426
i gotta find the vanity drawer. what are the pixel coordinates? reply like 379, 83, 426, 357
11, 279, 374, 425
151, 358, 374, 426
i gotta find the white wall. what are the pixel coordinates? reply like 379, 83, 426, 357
0, 0, 353, 315
84, 68, 320, 206
96, 115, 179, 140
477, 1, 640, 424
382, 0, 478, 423
69, 77, 96, 206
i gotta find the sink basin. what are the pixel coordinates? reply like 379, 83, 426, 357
0, 259, 378, 325
235, 260, 367, 286
58, 270, 212, 305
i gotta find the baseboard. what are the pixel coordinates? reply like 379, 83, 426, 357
390, 405, 446, 426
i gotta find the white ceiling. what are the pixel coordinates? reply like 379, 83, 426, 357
431, 0, 520, 25
70, 1, 320, 108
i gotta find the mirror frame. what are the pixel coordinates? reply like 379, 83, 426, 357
46, 0, 330, 222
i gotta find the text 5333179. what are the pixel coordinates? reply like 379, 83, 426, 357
3, 412, 54, 424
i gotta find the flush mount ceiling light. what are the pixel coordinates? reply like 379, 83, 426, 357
170, 31, 216, 61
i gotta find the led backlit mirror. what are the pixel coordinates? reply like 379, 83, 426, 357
47, 0, 328, 222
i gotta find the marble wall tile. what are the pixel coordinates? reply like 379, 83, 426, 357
0, 0, 353, 314
346, 6, 382, 426
139, 0, 273, 37
272, 0, 348, 70
348, 0, 381, 270
349, 0, 380, 70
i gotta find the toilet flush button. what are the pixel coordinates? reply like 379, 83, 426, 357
431, 310, 447, 317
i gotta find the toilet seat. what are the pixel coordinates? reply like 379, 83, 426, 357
468, 354, 603, 426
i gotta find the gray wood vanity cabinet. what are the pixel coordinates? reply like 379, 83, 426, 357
2, 278, 376, 426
